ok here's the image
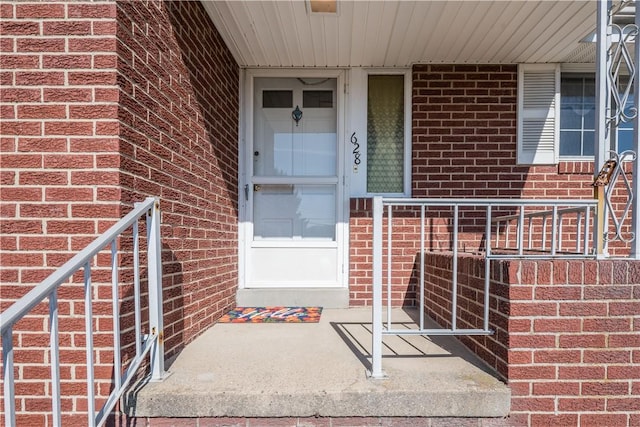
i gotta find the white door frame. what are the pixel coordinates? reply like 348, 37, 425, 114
238, 68, 349, 290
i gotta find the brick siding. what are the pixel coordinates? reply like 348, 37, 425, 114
0, 1, 238, 424
507, 259, 640, 426
412, 64, 631, 256
424, 254, 640, 426
412, 65, 522, 199
349, 64, 633, 306
1, 2, 121, 424
349, 199, 423, 307
115, 0, 239, 361
346, 65, 639, 423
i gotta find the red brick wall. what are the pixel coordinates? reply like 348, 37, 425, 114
115, 0, 239, 361
423, 252, 510, 379
423, 254, 640, 426
412, 64, 601, 202
412, 64, 631, 256
1, 2, 120, 424
1, 0, 238, 424
349, 199, 421, 306
349, 199, 373, 305
508, 259, 640, 426
1, 0, 120, 297
413, 65, 522, 199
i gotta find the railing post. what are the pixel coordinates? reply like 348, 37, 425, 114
585, 207, 592, 255
594, 0, 609, 258
386, 205, 393, 327
419, 205, 425, 330
517, 206, 525, 255
49, 291, 61, 427
594, 184, 608, 257
484, 205, 492, 332
148, 199, 165, 381
83, 263, 96, 427
632, 4, 640, 259
2, 327, 16, 427
370, 196, 385, 379
451, 205, 459, 330
551, 206, 558, 256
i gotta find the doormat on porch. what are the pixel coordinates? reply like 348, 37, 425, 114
218, 307, 322, 323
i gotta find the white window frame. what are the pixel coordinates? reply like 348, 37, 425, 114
517, 63, 632, 164
558, 63, 598, 161
348, 68, 412, 197
559, 64, 633, 160
558, 72, 596, 160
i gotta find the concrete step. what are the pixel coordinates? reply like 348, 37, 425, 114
236, 287, 350, 309
126, 308, 510, 418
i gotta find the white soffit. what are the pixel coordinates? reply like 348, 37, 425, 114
200, 0, 596, 68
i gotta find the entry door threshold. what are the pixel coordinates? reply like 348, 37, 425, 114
237, 287, 349, 308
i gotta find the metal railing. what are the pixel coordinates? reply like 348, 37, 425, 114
1, 197, 165, 427
603, 151, 637, 245
492, 205, 595, 256
595, 0, 640, 257
370, 196, 598, 378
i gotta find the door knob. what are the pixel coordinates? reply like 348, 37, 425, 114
254, 184, 261, 192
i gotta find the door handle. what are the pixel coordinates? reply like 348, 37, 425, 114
254, 184, 261, 192
244, 184, 249, 201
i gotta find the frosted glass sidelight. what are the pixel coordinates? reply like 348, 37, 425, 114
367, 75, 404, 193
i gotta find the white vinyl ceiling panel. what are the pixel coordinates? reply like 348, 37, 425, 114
200, 0, 597, 67
273, 2, 300, 66
382, 2, 415, 66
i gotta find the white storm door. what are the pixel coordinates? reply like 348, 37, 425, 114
248, 77, 341, 288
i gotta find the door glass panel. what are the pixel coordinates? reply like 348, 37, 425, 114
254, 131, 336, 176
253, 184, 336, 240
254, 78, 336, 177
303, 91, 333, 108
263, 90, 293, 108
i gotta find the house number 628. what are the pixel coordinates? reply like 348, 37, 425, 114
351, 132, 361, 171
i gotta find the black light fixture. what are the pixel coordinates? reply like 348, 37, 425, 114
292, 105, 303, 126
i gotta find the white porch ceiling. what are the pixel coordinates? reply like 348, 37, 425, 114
200, 0, 598, 68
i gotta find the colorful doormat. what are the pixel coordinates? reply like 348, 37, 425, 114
218, 307, 322, 323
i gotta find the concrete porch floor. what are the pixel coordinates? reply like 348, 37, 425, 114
127, 308, 510, 419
